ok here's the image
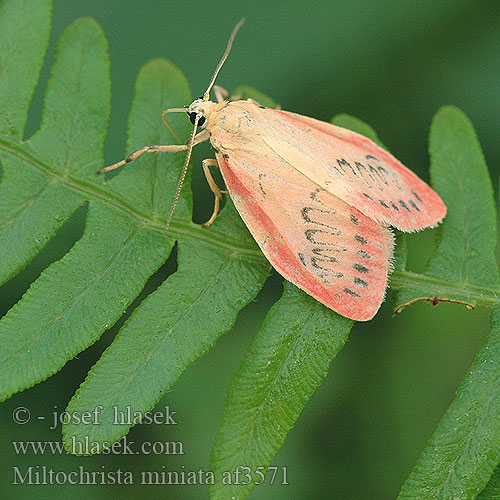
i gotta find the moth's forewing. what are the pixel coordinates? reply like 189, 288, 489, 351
230, 102, 447, 232
214, 148, 393, 321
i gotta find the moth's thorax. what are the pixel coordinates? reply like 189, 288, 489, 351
207, 100, 263, 151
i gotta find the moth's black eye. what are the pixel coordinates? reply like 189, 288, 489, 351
189, 112, 205, 126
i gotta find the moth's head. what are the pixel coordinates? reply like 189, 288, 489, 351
186, 98, 216, 127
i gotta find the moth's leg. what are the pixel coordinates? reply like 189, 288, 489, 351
97, 144, 188, 174
246, 98, 262, 106
246, 97, 280, 110
97, 130, 210, 174
191, 128, 210, 147
213, 85, 229, 103
202, 158, 227, 227
213, 85, 245, 103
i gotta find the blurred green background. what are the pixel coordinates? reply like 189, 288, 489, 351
0, 0, 498, 498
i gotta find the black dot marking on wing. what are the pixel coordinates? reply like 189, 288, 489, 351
305, 228, 342, 244
222, 153, 230, 160
411, 189, 423, 203
343, 288, 360, 297
311, 256, 338, 268
409, 199, 420, 211
298, 253, 307, 266
309, 188, 327, 206
302, 206, 337, 226
337, 158, 354, 175
366, 154, 380, 161
357, 250, 371, 259
368, 165, 385, 190
355, 162, 373, 188
354, 263, 369, 273
258, 105, 266, 109
354, 234, 368, 245
310, 188, 321, 199
315, 245, 348, 254
323, 272, 344, 279
376, 166, 390, 186
354, 277, 368, 287
258, 174, 267, 197
301, 207, 312, 223
390, 201, 399, 211
398, 200, 411, 212
362, 192, 373, 200
312, 248, 343, 257
379, 199, 389, 209
315, 269, 344, 279
350, 214, 360, 225
308, 247, 344, 279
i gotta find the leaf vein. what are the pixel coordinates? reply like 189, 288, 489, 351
428, 380, 500, 496
1, 221, 141, 364
232, 302, 320, 463
0, 179, 50, 232
0, 134, 263, 259
104, 257, 230, 407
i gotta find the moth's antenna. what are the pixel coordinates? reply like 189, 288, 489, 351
166, 19, 244, 231
165, 117, 201, 232
203, 18, 245, 101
